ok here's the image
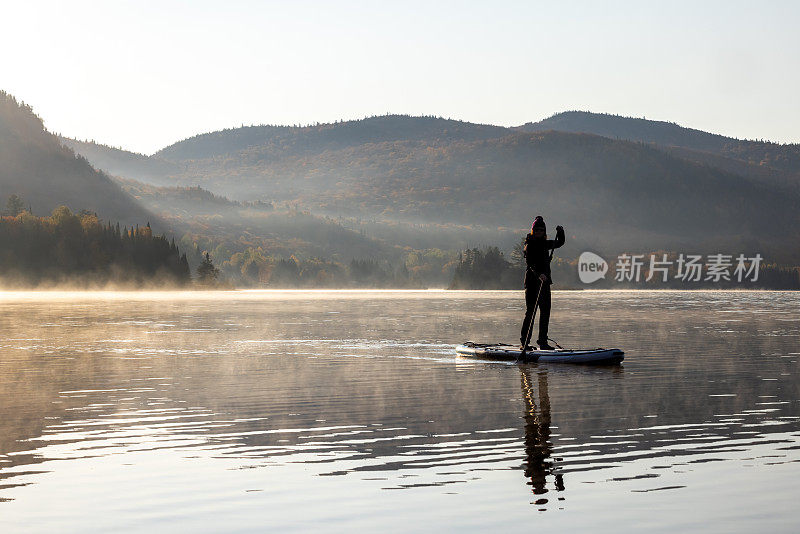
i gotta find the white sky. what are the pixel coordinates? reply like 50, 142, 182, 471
2, 0, 798, 154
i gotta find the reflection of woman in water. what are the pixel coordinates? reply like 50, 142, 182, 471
520, 367, 564, 504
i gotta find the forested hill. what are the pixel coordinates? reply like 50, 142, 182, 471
0, 91, 156, 226
60, 137, 179, 186
520, 111, 800, 175
174, 129, 798, 260
61, 113, 800, 263
155, 115, 511, 161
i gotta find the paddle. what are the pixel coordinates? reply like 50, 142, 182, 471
519, 277, 544, 362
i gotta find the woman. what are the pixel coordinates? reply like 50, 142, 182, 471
520, 216, 565, 350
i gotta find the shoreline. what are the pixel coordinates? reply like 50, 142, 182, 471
0, 287, 796, 303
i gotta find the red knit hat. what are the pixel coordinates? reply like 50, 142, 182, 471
531, 216, 546, 232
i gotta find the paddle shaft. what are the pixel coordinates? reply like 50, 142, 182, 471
520, 276, 544, 359
520, 247, 554, 360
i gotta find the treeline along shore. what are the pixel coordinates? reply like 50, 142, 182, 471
2, 203, 797, 290
0, 195, 436, 289
0, 205, 192, 288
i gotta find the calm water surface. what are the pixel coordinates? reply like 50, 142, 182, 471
1, 290, 799, 532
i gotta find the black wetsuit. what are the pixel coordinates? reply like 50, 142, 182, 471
520, 227, 565, 346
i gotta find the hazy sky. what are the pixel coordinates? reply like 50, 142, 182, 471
3, 0, 798, 154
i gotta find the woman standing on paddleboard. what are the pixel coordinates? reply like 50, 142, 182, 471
521, 216, 565, 350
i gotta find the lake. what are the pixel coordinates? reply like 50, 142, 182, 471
1, 290, 799, 532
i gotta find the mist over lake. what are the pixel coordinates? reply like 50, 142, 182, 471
1, 290, 798, 532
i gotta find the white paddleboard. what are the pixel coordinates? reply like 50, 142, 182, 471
456, 342, 624, 364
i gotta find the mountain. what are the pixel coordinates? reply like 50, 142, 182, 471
116, 179, 241, 216
114, 178, 402, 266
64, 114, 800, 264
155, 115, 511, 161
0, 91, 156, 226
60, 137, 180, 186
520, 111, 800, 177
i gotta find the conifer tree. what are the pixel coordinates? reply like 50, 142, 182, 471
196, 252, 220, 284
5, 194, 25, 216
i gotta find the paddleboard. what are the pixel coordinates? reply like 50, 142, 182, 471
456, 342, 624, 364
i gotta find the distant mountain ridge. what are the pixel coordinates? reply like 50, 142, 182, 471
61, 111, 800, 263
520, 111, 800, 175
60, 137, 180, 186
522, 111, 742, 151
155, 115, 511, 161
